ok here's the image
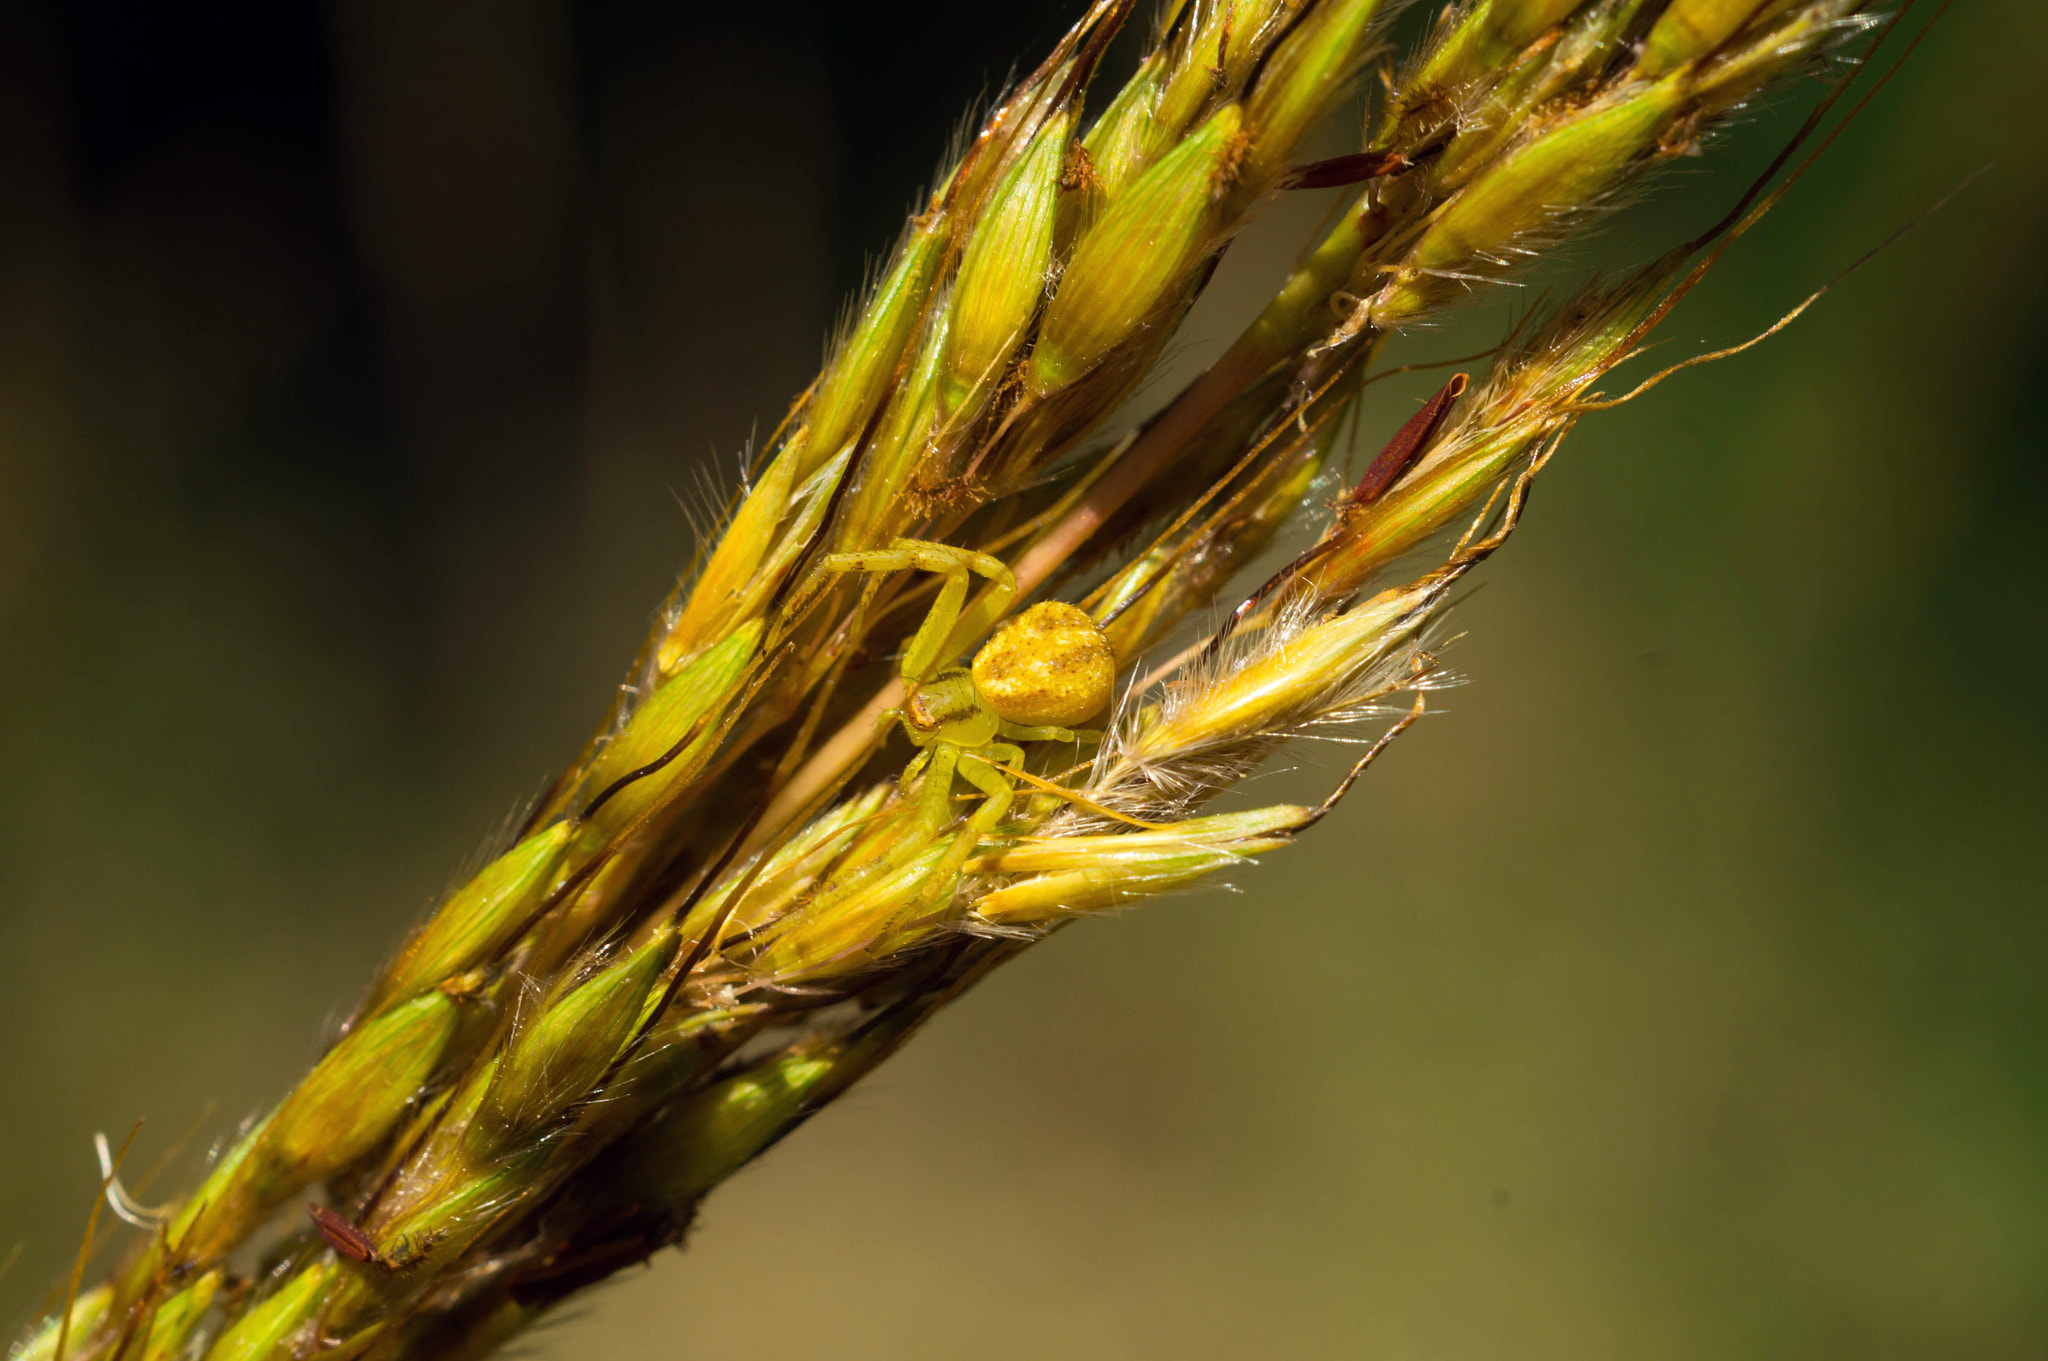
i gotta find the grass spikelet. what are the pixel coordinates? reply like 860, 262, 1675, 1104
1030, 102, 1245, 395
945, 108, 1073, 414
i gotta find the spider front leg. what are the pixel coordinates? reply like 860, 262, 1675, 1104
817, 537, 1017, 684
896, 744, 932, 795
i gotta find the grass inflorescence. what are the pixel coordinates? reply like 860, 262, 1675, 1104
13, 3, 1909, 1358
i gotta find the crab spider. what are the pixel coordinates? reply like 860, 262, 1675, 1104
818, 537, 1117, 900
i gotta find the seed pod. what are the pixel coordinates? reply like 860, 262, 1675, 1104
833, 307, 948, 553
676, 784, 891, 947
1685, 1, 1868, 116
1314, 259, 1682, 598
1077, 51, 1165, 208
583, 621, 760, 839
803, 216, 950, 475
1436, 0, 1664, 185
1635, 0, 1775, 80
944, 109, 1072, 414
1030, 102, 1243, 395
201, 1261, 332, 1361
1238, 0, 1386, 195
374, 823, 569, 1010
311, 1160, 541, 1345
267, 991, 461, 1178
1411, 0, 1580, 94
1136, 580, 1438, 756
611, 1005, 769, 1107
663, 448, 803, 664
358, 1146, 550, 1291
649, 1051, 839, 1207
1099, 436, 1326, 661
1370, 79, 1684, 325
139, 1270, 224, 1361
982, 805, 1314, 874
743, 839, 956, 985
143, 1111, 276, 1275
478, 931, 676, 1148
658, 436, 845, 675
972, 806, 1309, 925
1349, 423, 1536, 569
612, 1036, 872, 1215
151, 996, 459, 1281
1081, 0, 1294, 213
1152, 0, 1260, 136
1487, 0, 1593, 49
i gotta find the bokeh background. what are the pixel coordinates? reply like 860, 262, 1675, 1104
2, 2, 2043, 1357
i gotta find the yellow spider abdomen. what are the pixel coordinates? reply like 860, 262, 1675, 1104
972, 601, 1115, 727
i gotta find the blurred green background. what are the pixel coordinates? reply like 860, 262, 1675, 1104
2, 3, 2043, 1356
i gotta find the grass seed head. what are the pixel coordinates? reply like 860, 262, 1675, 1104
267, 991, 461, 1181
480, 933, 676, 1146
617, 1049, 841, 1211
1636, 0, 1778, 79
971, 805, 1314, 926
373, 824, 570, 1012
585, 622, 759, 837
944, 109, 1074, 415
27, 5, 1902, 1357
1030, 102, 1244, 395
201, 1261, 332, 1361
801, 217, 950, 476
138, 1270, 224, 1361
1239, 0, 1388, 193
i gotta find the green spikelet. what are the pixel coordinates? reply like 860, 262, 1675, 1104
1030, 103, 1243, 394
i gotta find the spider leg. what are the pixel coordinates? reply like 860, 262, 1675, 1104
996, 722, 1077, 744
906, 742, 1024, 917
816, 538, 1015, 683
911, 742, 961, 834
893, 543, 1014, 681
961, 743, 1025, 835
898, 746, 932, 796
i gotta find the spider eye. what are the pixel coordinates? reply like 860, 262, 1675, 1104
971, 602, 1115, 727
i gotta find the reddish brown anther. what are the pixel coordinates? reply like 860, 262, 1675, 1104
1279, 150, 1410, 190
1350, 372, 1469, 505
